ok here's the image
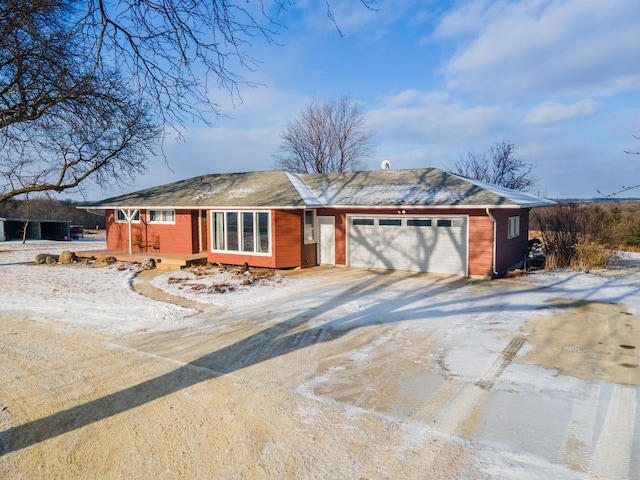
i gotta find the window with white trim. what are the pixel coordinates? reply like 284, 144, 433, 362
148, 209, 175, 223
211, 211, 271, 254
304, 210, 316, 243
379, 218, 402, 226
352, 218, 374, 226
407, 219, 432, 227
437, 218, 464, 227
508, 216, 520, 239
115, 209, 140, 223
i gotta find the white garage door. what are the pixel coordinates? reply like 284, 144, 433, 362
347, 216, 468, 275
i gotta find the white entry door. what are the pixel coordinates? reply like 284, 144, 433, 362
318, 216, 335, 265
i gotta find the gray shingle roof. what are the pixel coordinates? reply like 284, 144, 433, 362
296, 169, 553, 207
84, 171, 308, 208
84, 168, 555, 209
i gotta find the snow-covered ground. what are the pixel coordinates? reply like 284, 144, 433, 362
1, 239, 640, 479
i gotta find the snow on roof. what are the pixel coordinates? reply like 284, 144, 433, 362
82, 168, 556, 209
454, 175, 557, 207
308, 183, 466, 206
284, 172, 322, 207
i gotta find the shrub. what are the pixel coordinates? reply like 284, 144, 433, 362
530, 203, 630, 270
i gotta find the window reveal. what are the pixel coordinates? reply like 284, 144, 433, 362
211, 211, 271, 254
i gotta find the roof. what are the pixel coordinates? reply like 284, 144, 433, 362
83, 168, 556, 209
83, 171, 309, 209
296, 169, 555, 208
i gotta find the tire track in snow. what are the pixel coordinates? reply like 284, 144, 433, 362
589, 384, 637, 479
557, 380, 600, 473
389, 338, 527, 477
435, 337, 526, 438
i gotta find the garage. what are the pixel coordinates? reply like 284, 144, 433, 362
347, 215, 468, 275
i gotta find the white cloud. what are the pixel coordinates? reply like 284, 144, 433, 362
369, 89, 505, 144
435, 0, 640, 98
525, 99, 598, 124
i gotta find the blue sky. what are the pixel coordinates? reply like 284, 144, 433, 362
106, 0, 640, 200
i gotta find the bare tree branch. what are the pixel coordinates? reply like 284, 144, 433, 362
273, 96, 376, 174
599, 135, 640, 197
0, 0, 376, 201
452, 140, 537, 191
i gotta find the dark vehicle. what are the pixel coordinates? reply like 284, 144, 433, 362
70, 225, 84, 240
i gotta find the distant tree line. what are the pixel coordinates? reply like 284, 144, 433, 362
0, 198, 105, 229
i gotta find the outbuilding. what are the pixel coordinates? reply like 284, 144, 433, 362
82, 168, 555, 277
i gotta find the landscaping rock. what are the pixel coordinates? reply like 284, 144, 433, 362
59, 251, 76, 264
141, 258, 156, 270
93, 256, 117, 268
45, 255, 58, 264
35, 253, 51, 264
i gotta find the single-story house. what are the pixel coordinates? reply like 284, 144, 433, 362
82, 168, 555, 277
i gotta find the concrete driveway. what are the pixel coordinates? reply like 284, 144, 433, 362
128, 264, 640, 478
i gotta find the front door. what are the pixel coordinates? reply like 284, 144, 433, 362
318, 216, 335, 265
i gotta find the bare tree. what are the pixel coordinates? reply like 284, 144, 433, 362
452, 141, 537, 191
0, 0, 376, 201
274, 96, 376, 174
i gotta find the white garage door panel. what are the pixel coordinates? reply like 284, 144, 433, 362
348, 217, 467, 275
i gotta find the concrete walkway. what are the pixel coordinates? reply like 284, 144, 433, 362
131, 269, 211, 310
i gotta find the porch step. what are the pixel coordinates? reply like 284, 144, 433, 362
155, 254, 207, 270
75, 250, 208, 270
155, 262, 182, 271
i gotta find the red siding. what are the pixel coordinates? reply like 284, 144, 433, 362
206, 209, 305, 269
105, 209, 198, 254
273, 210, 304, 268
317, 209, 346, 265
316, 207, 496, 277
491, 208, 530, 274
105, 206, 529, 277
468, 215, 494, 277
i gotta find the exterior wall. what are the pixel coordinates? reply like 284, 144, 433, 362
317, 207, 496, 277
491, 208, 530, 274
103, 206, 529, 276
272, 209, 305, 268
468, 214, 495, 277
318, 209, 347, 265
206, 209, 306, 269
105, 209, 198, 254
301, 243, 317, 267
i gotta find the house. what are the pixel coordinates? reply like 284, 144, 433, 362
0, 217, 5, 242
82, 168, 555, 277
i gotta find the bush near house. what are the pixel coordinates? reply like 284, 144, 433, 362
530, 202, 640, 270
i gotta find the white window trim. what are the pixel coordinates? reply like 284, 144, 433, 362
304, 210, 317, 244
508, 216, 520, 239
115, 208, 140, 223
147, 209, 176, 224
348, 214, 465, 228
210, 210, 271, 256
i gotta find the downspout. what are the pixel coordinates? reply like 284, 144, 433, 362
485, 208, 498, 277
